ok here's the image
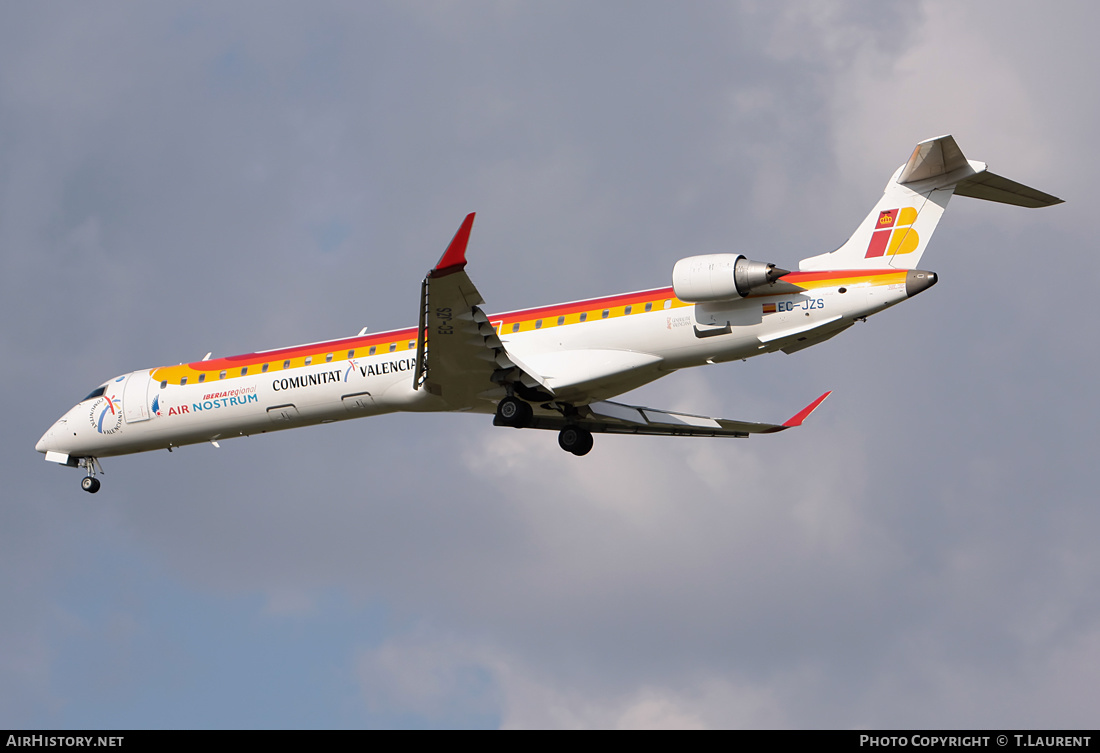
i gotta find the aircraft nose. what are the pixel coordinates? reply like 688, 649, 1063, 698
36, 416, 66, 454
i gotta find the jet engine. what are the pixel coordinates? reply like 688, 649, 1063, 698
672, 254, 790, 302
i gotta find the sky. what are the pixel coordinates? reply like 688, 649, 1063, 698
2, 1, 1097, 729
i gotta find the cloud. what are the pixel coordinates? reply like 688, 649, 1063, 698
4, 0, 1098, 729
356, 628, 500, 725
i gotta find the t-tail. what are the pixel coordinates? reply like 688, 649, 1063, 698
799, 135, 1063, 271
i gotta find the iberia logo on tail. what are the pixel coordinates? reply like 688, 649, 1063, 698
865, 207, 919, 259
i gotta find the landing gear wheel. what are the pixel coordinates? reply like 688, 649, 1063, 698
81, 476, 101, 494
496, 396, 533, 428
558, 425, 594, 456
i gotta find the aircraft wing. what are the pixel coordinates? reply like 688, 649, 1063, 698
414, 214, 551, 406
502, 391, 832, 437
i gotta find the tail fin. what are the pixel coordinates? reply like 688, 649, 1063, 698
799, 135, 1063, 271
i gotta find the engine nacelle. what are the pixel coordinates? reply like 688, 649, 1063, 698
672, 254, 790, 302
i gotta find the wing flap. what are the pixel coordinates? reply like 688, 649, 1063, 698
639, 408, 721, 429
515, 392, 832, 438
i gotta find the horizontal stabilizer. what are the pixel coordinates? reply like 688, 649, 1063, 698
954, 171, 1063, 208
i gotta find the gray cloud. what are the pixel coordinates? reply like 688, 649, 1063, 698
3, 0, 1096, 728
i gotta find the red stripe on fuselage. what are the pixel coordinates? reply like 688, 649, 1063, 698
491, 287, 677, 321
195, 328, 420, 371
176, 273, 892, 374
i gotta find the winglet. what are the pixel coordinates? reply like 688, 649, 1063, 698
431, 213, 476, 277
782, 391, 832, 428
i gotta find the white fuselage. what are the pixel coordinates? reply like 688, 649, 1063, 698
36, 269, 918, 462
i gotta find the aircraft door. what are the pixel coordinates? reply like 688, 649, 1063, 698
122, 370, 153, 423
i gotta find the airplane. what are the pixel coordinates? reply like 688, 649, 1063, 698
37, 135, 1062, 492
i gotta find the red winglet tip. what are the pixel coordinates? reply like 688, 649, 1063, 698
783, 390, 832, 428
433, 212, 476, 274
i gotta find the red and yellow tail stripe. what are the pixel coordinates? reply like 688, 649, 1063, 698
773, 269, 908, 291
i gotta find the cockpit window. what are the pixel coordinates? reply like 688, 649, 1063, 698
82, 386, 106, 402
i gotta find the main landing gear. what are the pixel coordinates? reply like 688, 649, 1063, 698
495, 396, 533, 428
78, 457, 102, 494
495, 396, 595, 456
557, 425, 593, 456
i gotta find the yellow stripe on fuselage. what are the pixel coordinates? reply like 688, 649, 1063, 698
150, 272, 896, 386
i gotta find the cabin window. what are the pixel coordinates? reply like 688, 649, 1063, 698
240, 368, 248, 376
325, 353, 333, 363
262, 363, 269, 373
663, 300, 672, 309
198, 374, 206, 383
512, 322, 520, 333
283, 360, 291, 370
602, 309, 609, 319
645, 302, 653, 312
579, 312, 587, 322
625, 305, 632, 315
557, 316, 565, 326
305, 356, 312, 366
535, 319, 543, 329
347, 350, 355, 358
160, 381, 167, 389
180, 377, 187, 386
219, 370, 226, 380
408, 341, 415, 349
369, 346, 376, 356
389, 343, 396, 352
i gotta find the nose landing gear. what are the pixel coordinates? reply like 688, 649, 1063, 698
78, 457, 103, 494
